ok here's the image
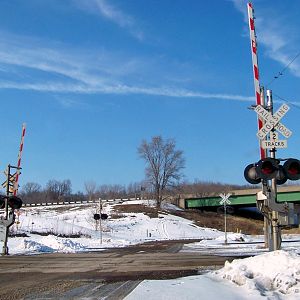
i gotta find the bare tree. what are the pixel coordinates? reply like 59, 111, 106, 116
84, 180, 97, 201
22, 182, 42, 194
127, 182, 143, 198
138, 136, 185, 207
46, 179, 72, 201
60, 179, 72, 196
20, 182, 42, 204
97, 184, 126, 199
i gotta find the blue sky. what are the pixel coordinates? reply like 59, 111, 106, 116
1, 0, 300, 193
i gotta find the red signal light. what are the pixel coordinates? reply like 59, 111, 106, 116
283, 159, 300, 180
256, 158, 278, 180
261, 162, 274, 175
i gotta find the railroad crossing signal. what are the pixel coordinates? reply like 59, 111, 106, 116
255, 104, 292, 140
244, 158, 300, 184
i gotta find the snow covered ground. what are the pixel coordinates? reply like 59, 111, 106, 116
126, 250, 300, 300
3, 200, 300, 299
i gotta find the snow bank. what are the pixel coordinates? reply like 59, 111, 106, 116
125, 274, 257, 300
127, 251, 300, 300
13, 235, 87, 254
213, 250, 300, 297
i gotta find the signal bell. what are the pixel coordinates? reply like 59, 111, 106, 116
244, 163, 260, 184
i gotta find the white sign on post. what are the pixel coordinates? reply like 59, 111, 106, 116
219, 193, 231, 205
261, 140, 287, 149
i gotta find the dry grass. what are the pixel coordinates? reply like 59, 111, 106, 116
170, 209, 264, 235
113, 204, 159, 218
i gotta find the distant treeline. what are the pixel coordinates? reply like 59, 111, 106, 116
14, 179, 254, 204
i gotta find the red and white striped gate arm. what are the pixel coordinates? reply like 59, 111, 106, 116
13, 123, 26, 196
247, 2, 266, 159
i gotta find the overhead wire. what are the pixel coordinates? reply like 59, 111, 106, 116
265, 50, 300, 88
263, 51, 300, 111
272, 92, 300, 110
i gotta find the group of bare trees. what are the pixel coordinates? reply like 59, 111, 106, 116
18, 135, 246, 206
20, 179, 72, 204
20, 179, 145, 204
84, 181, 144, 202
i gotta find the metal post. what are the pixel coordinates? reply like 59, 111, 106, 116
224, 202, 227, 244
264, 217, 269, 248
266, 89, 281, 251
259, 86, 271, 249
219, 193, 231, 244
2, 165, 11, 255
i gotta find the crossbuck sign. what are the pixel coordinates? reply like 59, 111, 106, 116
255, 104, 292, 139
219, 193, 231, 206
255, 104, 291, 149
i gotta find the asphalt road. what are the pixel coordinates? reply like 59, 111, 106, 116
0, 240, 237, 299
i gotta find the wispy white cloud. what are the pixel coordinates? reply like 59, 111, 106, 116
0, 80, 255, 103
73, 0, 144, 41
0, 31, 255, 104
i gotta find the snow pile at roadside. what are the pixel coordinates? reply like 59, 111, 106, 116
14, 235, 87, 254
126, 251, 300, 300
16, 239, 53, 253
213, 250, 300, 297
